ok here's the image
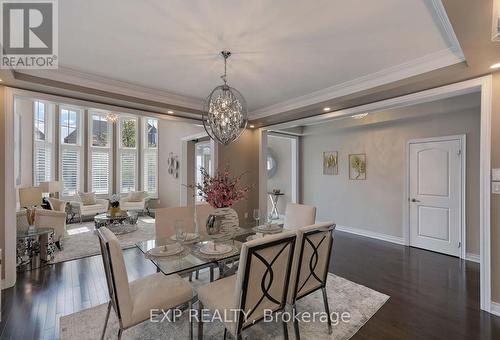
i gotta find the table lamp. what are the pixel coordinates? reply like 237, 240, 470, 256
40, 181, 63, 198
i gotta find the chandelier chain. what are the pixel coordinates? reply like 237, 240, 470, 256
220, 50, 230, 85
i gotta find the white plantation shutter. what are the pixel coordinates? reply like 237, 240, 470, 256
89, 113, 112, 196
143, 151, 157, 193
142, 118, 158, 196
91, 151, 110, 194
34, 143, 52, 186
61, 148, 80, 196
120, 152, 136, 193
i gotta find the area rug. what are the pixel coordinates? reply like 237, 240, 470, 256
60, 273, 389, 340
52, 218, 156, 263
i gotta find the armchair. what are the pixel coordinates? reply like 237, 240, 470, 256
16, 208, 66, 249
120, 191, 150, 215
69, 194, 108, 223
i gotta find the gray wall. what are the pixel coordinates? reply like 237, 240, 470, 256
300, 99, 480, 255
267, 135, 293, 215
217, 129, 260, 222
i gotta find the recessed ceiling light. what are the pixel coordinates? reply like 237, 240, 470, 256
249, 124, 255, 128
323, 107, 331, 112
352, 113, 369, 120
490, 63, 500, 69
167, 110, 174, 114
0, 78, 3, 82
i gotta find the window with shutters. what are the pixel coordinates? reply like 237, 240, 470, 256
33, 101, 53, 186
142, 118, 158, 195
89, 113, 113, 195
118, 116, 138, 193
59, 107, 83, 197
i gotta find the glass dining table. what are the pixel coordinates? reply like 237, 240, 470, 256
135, 221, 284, 279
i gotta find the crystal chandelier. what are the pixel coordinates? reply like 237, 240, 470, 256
203, 51, 248, 145
106, 112, 118, 123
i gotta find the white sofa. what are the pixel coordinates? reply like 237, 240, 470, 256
69, 194, 108, 223
120, 191, 151, 215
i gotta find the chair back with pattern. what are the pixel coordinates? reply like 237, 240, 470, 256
233, 231, 296, 334
283, 203, 316, 229
96, 227, 133, 327
288, 222, 335, 304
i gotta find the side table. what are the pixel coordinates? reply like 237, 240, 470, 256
267, 192, 285, 220
17, 227, 55, 271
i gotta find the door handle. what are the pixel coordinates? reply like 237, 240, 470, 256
411, 198, 421, 203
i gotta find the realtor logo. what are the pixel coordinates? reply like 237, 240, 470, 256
0, 0, 58, 69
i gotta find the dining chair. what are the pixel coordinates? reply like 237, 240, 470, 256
155, 206, 196, 241
196, 231, 297, 340
155, 206, 214, 281
287, 222, 335, 339
283, 203, 316, 229
96, 227, 194, 340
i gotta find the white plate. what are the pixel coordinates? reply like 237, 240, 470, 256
170, 233, 198, 242
199, 243, 233, 255
148, 244, 183, 257
255, 224, 282, 232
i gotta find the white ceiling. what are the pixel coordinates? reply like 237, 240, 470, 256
35, 0, 464, 117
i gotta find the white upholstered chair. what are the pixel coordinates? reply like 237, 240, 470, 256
154, 206, 195, 241
16, 208, 67, 248
156, 205, 217, 281
283, 203, 316, 229
196, 231, 297, 340
97, 227, 194, 340
288, 222, 335, 339
120, 191, 151, 215
18, 187, 67, 248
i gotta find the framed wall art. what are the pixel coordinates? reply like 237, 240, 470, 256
323, 151, 338, 175
349, 153, 366, 180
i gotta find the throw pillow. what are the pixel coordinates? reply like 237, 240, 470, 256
78, 192, 97, 205
128, 191, 145, 202
47, 197, 67, 212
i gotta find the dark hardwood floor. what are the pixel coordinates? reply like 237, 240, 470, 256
1, 231, 499, 339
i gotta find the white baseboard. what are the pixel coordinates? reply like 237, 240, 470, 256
335, 225, 405, 245
465, 253, 480, 263
490, 301, 500, 317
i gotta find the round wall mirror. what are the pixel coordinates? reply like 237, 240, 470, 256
267, 148, 278, 178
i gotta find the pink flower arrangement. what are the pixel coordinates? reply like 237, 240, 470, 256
189, 167, 251, 208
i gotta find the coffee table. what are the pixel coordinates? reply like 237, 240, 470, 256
94, 211, 138, 235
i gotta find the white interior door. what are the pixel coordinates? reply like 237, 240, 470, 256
409, 137, 463, 257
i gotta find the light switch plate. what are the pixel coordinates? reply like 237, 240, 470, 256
492, 182, 500, 194
492, 169, 500, 181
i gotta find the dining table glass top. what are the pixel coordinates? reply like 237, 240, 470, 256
135, 221, 284, 276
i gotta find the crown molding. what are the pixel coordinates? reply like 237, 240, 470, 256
250, 48, 464, 119
16, 66, 205, 111
428, 0, 464, 55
